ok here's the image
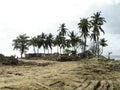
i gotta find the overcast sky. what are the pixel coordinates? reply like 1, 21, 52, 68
0, 0, 120, 56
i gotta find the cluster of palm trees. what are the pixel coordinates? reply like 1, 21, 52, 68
30, 32, 54, 54
12, 11, 108, 58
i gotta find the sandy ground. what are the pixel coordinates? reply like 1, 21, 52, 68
0, 58, 120, 90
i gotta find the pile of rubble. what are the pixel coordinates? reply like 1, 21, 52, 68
0, 54, 19, 65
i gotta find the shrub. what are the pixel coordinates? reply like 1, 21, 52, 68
57, 55, 72, 61
78, 50, 94, 59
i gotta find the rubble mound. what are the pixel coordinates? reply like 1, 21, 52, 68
0, 54, 19, 65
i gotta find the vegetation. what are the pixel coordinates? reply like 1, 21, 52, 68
29, 36, 38, 53
12, 34, 29, 58
57, 23, 68, 54
100, 38, 108, 55
68, 31, 80, 52
12, 11, 107, 58
46, 33, 54, 54
90, 11, 106, 57
78, 18, 90, 52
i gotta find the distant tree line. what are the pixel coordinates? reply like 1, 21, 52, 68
12, 12, 108, 58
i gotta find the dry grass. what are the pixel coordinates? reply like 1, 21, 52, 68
0, 58, 120, 90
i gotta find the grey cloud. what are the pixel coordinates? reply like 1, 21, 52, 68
84, 3, 120, 34
102, 3, 120, 34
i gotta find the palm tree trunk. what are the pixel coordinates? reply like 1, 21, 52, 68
20, 52, 22, 58
33, 46, 36, 53
94, 41, 97, 57
96, 36, 100, 57
37, 47, 39, 57
60, 47, 61, 55
57, 46, 59, 53
48, 48, 49, 54
37, 47, 39, 53
74, 46, 76, 51
100, 46, 103, 55
44, 48, 45, 56
51, 48, 52, 54
84, 38, 87, 52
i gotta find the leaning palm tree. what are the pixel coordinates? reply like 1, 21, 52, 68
100, 38, 108, 55
90, 11, 106, 56
78, 18, 90, 52
29, 36, 38, 53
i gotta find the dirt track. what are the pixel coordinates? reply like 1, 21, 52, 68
0, 58, 120, 90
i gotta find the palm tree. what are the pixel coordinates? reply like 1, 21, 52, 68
29, 36, 37, 53
100, 38, 108, 55
12, 34, 29, 58
44, 36, 49, 54
60, 35, 66, 54
65, 39, 71, 49
78, 18, 90, 52
54, 35, 61, 54
36, 35, 42, 54
57, 23, 68, 54
90, 33, 97, 55
76, 38, 85, 53
46, 33, 54, 54
58, 23, 68, 36
68, 31, 79, 51
41, 32, 47, 55
90, 11, 106, 56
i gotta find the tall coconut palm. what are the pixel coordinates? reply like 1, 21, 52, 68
78, 18, 90, 52
41, 32, 47, 55
58, 23, 68, 36
46, 33, 54, 54
36, 35, 42, 53
60, 35, 66, 54
100, 38, 108, 55
90, 11, 106, 56
57, 23, 68, 54
12, 34, 29, 58
90, 33, 97, 55
44, 36, 49, 54
54, 35, 61, 54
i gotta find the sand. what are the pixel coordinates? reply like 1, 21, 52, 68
0, 58, 120, 90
